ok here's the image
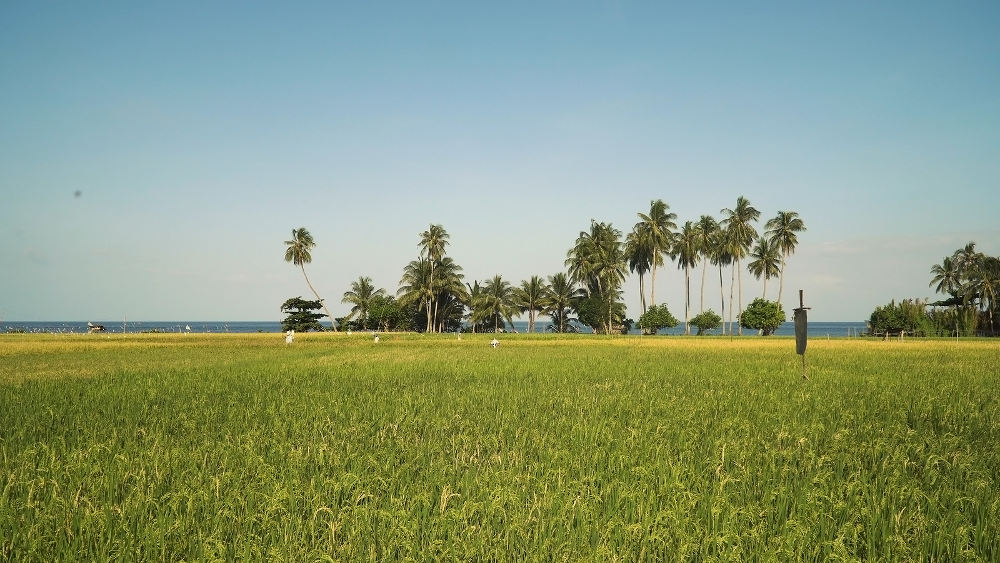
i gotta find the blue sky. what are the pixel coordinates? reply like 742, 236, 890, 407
2, 2, 998, 322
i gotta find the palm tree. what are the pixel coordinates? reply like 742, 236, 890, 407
764, 211, 806, 305
284, 227, 335, 330
397, 258, 433, 332
431, 257, 466, 333
747, 237, 781, 299
514, 276, 548, 333
636, 200, 676, 307
709, 227, 732, 335
695, 215, 718, 314
625, 229, 652, 314
474, 275, 517, 333
543, 273, 584, 333
671, 221, 700, 334
720, 196, 760, 335
341, 276, 385, 330
418, 224, 450, 332
929, 256, 961, 297
566, 221, 627, 334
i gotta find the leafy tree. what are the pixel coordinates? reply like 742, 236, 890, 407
280, 297, 326, 332
368, 294, 414, 332
513, 275, 548, 333
739, 298, 785, 336
672, 220, 699, 334
690, 310, 722, 335
284, 227, 335, 330
636, 303, 679, 335
635, 200, 676, 308
765, 210, 806, 306
868, 299, 934, 337
577, 294, 627, 334
721, 196, 760, 335
341, 276, 385, 330
747, 237, 780, 299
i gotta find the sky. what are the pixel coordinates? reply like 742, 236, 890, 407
2, 2, 998, 323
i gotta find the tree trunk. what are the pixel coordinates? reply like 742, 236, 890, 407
650, 259, 657, 308
737, 258, 743, 336
300, 264, 336, 331
729, 262, 736, 335
777, 253, 787, 306
684, 264, 691, 335
719, 264, 726, 335
700, 259, 708, 313
639, 271, 647, 315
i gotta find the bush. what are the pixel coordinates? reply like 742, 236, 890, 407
739, 299, 785, 336
690, 310, 722, 335
637, 304, 680, 334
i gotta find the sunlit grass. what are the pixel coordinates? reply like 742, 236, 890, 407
1, 333, 998, 559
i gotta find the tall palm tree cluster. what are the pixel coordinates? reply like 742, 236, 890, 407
626, 198, 805, 335
287, 200, 806, 334
929, 242, 1000, 335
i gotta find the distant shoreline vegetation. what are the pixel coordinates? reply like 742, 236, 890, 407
282, 198, 810, 337
4, 320, 877, 338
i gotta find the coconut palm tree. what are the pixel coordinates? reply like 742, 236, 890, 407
929, 256, 962, 297
397, 258, 433, 332
341, 276, 385, 330
431, 256, 467, 332
636, 200, 676, 307
514, 275, 548, 333
473, 275, 517, 333
695, 215, 719, 314
284, 227, 335, 330
625, 228, 652, 314
747, 237, 781, 299
720, 196, 760, 335
418, 224, 450, 332
710, 227, 732, 335
672, 221, 700, 334
543, 273, 584, 333
764, 211, 807, 305
566, 221, 627, 334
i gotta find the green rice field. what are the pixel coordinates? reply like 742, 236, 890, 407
1, 333, 998, 561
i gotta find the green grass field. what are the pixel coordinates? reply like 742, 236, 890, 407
2, 333, 998, 561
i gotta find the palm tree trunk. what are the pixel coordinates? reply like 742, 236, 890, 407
425, 298, 432, 333
639, 272, 647, 314
685, 265, 691, 335
777, 253, 787, 306
762, 275, 767, 299
737, 259, 743, 336
650, 260, 657, 307
719, 264, 726, 335
729, 263, 736, 335
700, 260, 708, 313
300, 264, 336, 331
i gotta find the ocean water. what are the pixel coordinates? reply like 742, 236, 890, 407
4, 320, 869, 338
